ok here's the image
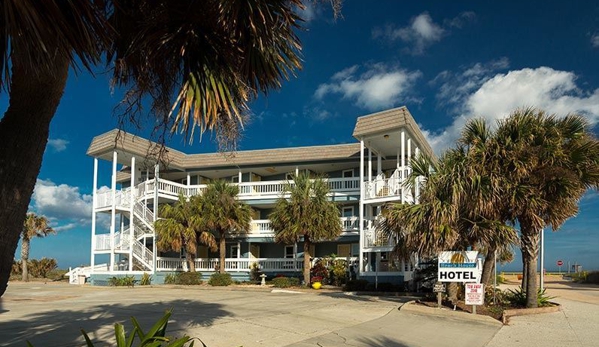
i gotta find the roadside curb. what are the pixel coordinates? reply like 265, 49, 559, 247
501, 302, 561, 324
399, 300, 503, 326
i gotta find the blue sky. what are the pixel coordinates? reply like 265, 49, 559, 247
5, 1, 599, 271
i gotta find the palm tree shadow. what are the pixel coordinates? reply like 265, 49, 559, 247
355, 336, 411, 347
2, 299, 230, 346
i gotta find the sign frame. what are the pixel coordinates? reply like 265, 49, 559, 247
465, 283, 484, 306
438, 251, 481, 283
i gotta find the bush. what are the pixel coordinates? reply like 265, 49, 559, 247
208, 273, 233, 286
343, 279, 369, 291
272, 277, 300, 288
164, 273, 177, 284
140, 272, 152, 285
108, 275, 136, 287
310, 260, 329, 284
28, 258, 58, 278
505, 287, 555, 307
177, 272, 202, 285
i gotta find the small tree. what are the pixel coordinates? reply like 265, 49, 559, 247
155, 195, 216, 272
200, 181, 251, 274
270, 173, 342, 286
21, 213, 55, 281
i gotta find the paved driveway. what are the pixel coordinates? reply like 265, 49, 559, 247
0, 283, 501, 347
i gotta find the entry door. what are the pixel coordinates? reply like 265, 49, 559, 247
250, 244, 261, 258
343, 169, 354, 189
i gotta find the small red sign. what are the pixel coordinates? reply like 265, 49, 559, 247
557, 260, 563, 266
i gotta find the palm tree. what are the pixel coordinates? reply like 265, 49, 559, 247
155, 195, 216, 272
199, 180, 251, 274
0, 0, 310, 297
491, 109, 599, 307
270, 172, 342, 286
21, 213, 55, 281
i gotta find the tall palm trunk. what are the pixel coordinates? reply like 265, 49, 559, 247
303, 236, 311, 286
0, 51, 69, 297
219, 230, 226, 273
447, 282, 459, 304
186, 251, 196, 273
21, 237, 31, 282
481, 249, 495, 286
521, 251, 528, 292
521, 228, 540, 308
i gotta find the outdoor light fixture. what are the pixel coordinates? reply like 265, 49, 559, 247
383, 134, 389, 139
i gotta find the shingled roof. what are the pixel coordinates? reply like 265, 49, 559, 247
352, 106, 434, 158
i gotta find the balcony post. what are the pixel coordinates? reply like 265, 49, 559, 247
91, 157, 98, 272
359, 138, 365, 276
401, 131, 406, 203
153, 163, 159, 273
110, 151, 117, 272
129, 156, 135, 272
415, 147, 420, 203
368, 147, 372, 182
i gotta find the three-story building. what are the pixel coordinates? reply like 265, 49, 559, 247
86, 106, 433, 285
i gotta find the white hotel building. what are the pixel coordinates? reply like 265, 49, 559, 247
86, 106, 433, 285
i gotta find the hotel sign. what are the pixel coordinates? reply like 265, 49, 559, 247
438, 251, 480, 283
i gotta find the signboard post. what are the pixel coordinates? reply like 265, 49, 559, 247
433, 282, 446, 308
465, 283, 484, 314
557, 260, 563, 274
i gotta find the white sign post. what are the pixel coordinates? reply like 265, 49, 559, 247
465, 283, 484, 314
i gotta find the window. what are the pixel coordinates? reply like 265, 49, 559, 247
231, 175, 240, 183
285, 172, 294, 181
337, 244, 351, 257
230, 245, 239, 258
342, 206, 354, 217
342, 169, 354, 189
284, 245, 295, 258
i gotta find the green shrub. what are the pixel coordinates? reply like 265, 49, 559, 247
250, 262, 261, 281
272, 277, 300, 288
585, 271, 599, 284
505, 287, 555, 307
140, 272, 152, 285
108, 275, 136, 287
329, 259, 348, 286
343, 279, 369, 291
177, 272, 202, 285
208, 273, 233, 286
164, 273, 177, 284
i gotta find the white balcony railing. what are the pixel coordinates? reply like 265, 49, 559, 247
156, 257, 359, 273
156, 257, 306, 272
94, 234, 111, 251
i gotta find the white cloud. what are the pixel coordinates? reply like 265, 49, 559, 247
295, 2, 320, 22
433, 58, 510, 109
591, 33, 599, 48
373, 12, 475, 54
47, 138, 69, 152
426, 66, 599, 154
32, 179, 93, 220
445, 11, 477, 29
314, 63, 422, 110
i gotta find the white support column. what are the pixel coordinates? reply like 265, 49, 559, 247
91, 158, 98, 272
415, 147, 420, 203
407, 138, 412, 169
377, 153, 382, 175
153, 164, 159, 273
293, 242, 298, 271
359, 139, 365, 277
110, 151, 117, 272
397, 147, 400, 170
295, 166, 299, 177
368, 147, 372, 182
401, 131, 406, 203
129, 156, 135, 272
